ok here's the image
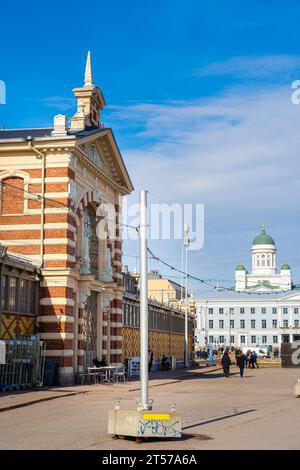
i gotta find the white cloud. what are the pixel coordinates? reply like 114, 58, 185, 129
196, 55, 300, 80
106, 83, 300, 286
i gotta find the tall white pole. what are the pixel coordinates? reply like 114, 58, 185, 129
139, 190, 149, 409
184, 224, 190, 368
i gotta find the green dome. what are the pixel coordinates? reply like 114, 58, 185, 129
236, 263, 246, 271
281, 263, 290, 270
252, 223, 275, 246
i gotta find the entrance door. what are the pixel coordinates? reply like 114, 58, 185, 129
83, 291, 98, 368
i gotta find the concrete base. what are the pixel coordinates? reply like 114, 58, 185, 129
108, 409, 182, 439
294, 380, 300, 397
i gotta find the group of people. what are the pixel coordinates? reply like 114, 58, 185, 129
221, 348, 259, 378
148, 348, 170, 372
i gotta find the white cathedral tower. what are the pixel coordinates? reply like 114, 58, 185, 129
235, 224, 292, 292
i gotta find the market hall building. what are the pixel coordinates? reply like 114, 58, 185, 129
0, 52, 134, 384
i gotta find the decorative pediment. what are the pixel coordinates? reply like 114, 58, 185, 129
75, 129, 133, 195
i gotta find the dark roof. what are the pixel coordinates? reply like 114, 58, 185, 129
0, 128, 53, 139
0, 126, 108, 140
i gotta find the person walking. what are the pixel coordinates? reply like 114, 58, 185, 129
236, 350, 246, 378
252, 351, 259, 368
148, 348, 154, 373
221, 350, 231, 378
247, 350, 252, 368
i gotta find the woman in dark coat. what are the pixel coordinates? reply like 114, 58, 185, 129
221, 350, 231, 377
236, 350, 246, 378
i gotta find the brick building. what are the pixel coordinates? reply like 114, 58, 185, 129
0, 52, 133, 384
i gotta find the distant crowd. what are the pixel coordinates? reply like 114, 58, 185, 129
196, 345, 280, 379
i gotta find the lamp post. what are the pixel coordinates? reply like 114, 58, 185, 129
183, 224, 190, 368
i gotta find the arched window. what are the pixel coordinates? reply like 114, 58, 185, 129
0, 177, 24, 214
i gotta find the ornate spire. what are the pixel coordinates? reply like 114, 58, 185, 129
84, 51, 94, 87
261, 222, 265, 234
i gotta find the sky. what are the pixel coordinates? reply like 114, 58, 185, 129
1, 0, 300, 295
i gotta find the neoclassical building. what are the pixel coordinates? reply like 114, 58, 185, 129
0, 52, 133, 384
235, 224, 292, 292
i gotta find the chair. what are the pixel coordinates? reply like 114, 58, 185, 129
113, 369, 127, 384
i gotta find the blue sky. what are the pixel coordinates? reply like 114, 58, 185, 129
1, 0, 300, 294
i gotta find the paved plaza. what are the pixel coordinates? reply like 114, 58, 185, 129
0, 366, 299, 450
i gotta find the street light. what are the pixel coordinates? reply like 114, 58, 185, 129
183, 224, 190, 368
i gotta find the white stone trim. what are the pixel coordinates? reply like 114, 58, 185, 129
40, 332, 74, 340
43, 254, 75, 261
44, 223, 76, 232
0, 238, 75, 247
58, 367, 74, 374
43, 350, 74, 357
30, 177, 70, 183
44, 192, 69, 198
77, 350, 85, 356
40, 297, 75, 306
0, 224, 41, 231
37, 315, 74, 323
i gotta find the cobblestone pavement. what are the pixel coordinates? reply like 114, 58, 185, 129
0, 367, 299, 450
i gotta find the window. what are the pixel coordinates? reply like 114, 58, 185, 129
19, 279, 29, 313
262, 336, 267, 344
272, 319, 277, 329
261, 307, 266, 314
240, 336, 246, 344
219, 308, 224, 314
262, 320, 267, 329
251, 307, 255, 314
240, 308, 245, 314
294, 308, 299, 315
273, 336, 278, 344
8, 277, 17, 312
251, 319, 256, 329
1, 274, 8, 311
219, 320, 224, 329
230, 335, 235, 343
283, 320, 289, 327
283, 307, 288, 314
272, 307, 277, 315
229, 307, 234, 315
251, 335, 256, 344
209, 335, 214, 343
240, 320, 245, 329
209, 320, 214, 329
294, 320, 299, 328
219, 336, 224, 343
208, 308, 213, 315
230, 319, 234, 328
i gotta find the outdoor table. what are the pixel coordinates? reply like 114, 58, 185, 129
97, 365, 119, 383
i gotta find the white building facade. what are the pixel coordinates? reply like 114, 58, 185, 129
196, 291, 300, 350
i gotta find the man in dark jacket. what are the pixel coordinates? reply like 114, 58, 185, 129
221, 350, 231, 377
236, 350, 246, 378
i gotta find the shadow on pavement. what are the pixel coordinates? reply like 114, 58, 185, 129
182, 408, 257, 430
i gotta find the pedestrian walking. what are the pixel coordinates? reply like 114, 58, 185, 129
148, 348, 153, 373
252, 351, 259, 368
221, 350, 231, 378
236, 350, 246, 378
247, 350, 252, 368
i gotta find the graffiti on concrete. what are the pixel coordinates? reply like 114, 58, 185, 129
139, 419, 181, 437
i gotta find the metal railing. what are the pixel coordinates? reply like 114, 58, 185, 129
0, 337, 46, 392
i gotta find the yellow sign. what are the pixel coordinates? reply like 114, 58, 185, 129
143, 413, 170, 421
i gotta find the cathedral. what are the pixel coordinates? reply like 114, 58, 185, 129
235, 224, 292, 292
